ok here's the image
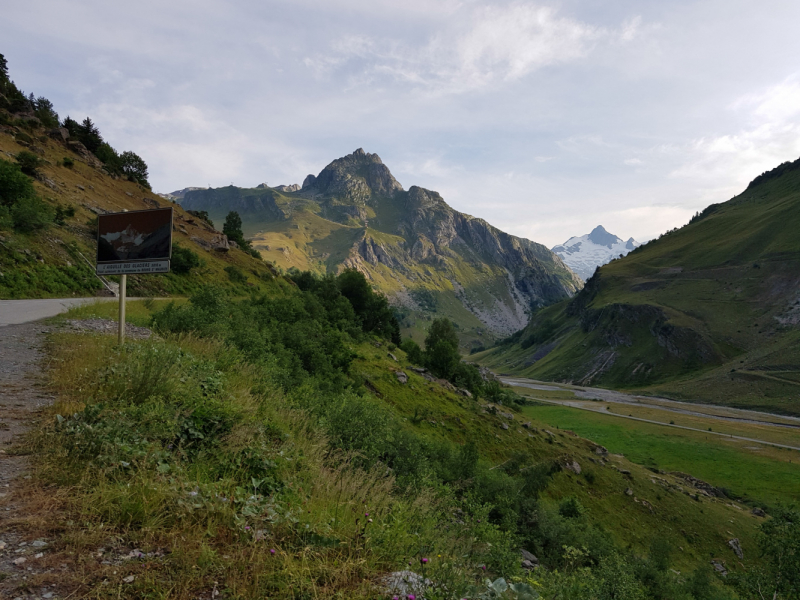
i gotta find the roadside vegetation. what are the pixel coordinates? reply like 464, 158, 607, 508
15, 273, 790, 598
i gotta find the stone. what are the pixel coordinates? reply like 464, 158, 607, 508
711, 560, 727, 576
521, 549, 539, 564
501, 422, 509, 430
383, 570, 430, 597
728, 538, 743, 559
123, 575, 135, 583
625, 488, 634, 496
12, 557, 26, 565
387, 352, 398, 362
522, 422, 532, 428
31, 540, 47, 548
47, 127, 69, 142
565, 460, 582, 474
594, 445, 609, 456
500, 412, 514, 420
751, 507, 766, 517
395, 371, 408, 384
457, 388, 472, 398
410, 367, 427, 373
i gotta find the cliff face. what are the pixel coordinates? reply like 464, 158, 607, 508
179, 149, 582, 344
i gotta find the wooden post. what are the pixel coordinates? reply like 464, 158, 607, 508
118, 274, 127, 344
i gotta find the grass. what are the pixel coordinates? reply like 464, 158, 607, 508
518, 402, 800, 507
0, 129, 280, 300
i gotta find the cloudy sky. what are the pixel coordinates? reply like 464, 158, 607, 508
3, 0, 800, 246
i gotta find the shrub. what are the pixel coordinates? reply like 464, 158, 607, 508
15, 150, 42, 177
11, 194, 54, 232
225, 265, 247, 283
400, 339, 424, 365
54, 204, 75, 225
62, 156, 74, 168
559, 496, 585, 519
0, 158, 35, 206
171, 243, 202, 274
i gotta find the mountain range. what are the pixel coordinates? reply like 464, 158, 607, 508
180, 149, 583, 346
552, 225, 640, 281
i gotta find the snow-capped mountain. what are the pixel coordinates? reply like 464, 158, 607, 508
552, 225, 640, 281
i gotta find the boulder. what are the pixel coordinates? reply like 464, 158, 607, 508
47, 127, 69, 142
565, 460, 582, 475
457, 388, 472, 398
395, 371, 408, 384
594, 445, 609, 456
383, 570, 430, 597
728, 538, 743, 559
387, 352, 398, 362
521, 549, 539, 570
500, 422, 509, 430
625, 488, 634, 496
752, 507, 766, 517
711, 560, 727, 576
522, 422, 532, 429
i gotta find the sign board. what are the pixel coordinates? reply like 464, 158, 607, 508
96, 207, 173, 275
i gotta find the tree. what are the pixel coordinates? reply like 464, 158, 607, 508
32, 96, 59, 128
171, 243, 202, 274
734, 507, 800, 600
120, 151, 149, 187
423, 318, 461, 379
223, 211, 245, 245
0, 53, 8, 84
78, 117, 103, 153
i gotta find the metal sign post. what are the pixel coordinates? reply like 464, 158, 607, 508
119, 274, 127, 344
95, 207, 173, 344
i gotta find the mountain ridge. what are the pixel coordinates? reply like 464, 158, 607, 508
181, 148, 583, 344
552, 225, 640, 281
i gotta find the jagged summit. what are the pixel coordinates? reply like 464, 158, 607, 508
553, 226, 640, 281
301, 148, 403, 200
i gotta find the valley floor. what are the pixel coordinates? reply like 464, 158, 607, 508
505, 378, 800, 507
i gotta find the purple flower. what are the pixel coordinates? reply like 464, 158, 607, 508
270, 549, 276, 555
365, 512, 369, 517
407, 595, 416, 600
421, 557, 428, 564
481, 565, 486, 571
245, 526, 251, 530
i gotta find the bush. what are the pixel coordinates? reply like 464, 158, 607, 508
11, 194, 53, 232
15, 150, 43, 176
171, 243, 202, 274
54, 204, 75, 225
62, 156, 74, 168
0, 158, 36, 207
400, 339, 424, 365
224, 265, 247, 283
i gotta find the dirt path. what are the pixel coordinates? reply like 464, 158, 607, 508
0, 321, 61, 599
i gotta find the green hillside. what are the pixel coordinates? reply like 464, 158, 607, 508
181, 150, 583, 349
478, 158, 800, 415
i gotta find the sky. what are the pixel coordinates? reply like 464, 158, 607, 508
3, 0, 800, 247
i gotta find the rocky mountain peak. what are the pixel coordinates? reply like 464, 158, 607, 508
301, 148, 403, 200
588, 225, 620, 248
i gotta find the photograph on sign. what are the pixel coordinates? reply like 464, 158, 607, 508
97, 207, 173, 264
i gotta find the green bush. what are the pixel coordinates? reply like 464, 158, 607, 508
0, 158, 35, 206
54, 204, 75, 225
171, 243, 202, 274
224, 265, 247, 283
11, 194, 54, 232
400, 339, 424, 365
62, 156, 74, 168
15, 150, 42, 177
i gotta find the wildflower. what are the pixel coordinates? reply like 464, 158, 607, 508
408, 595, 416, 600
421, 558, 428, 564
365, 512, 369, 517
481, 565, 486, 571
245, 526, 251, 531
270, 549, 276, 555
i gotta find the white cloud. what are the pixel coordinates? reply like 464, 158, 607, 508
305, 3, 638, 94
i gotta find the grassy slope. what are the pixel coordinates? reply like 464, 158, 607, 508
0, 129, 281, 298
478, 161, 800, 415
45, 299, 766, 580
